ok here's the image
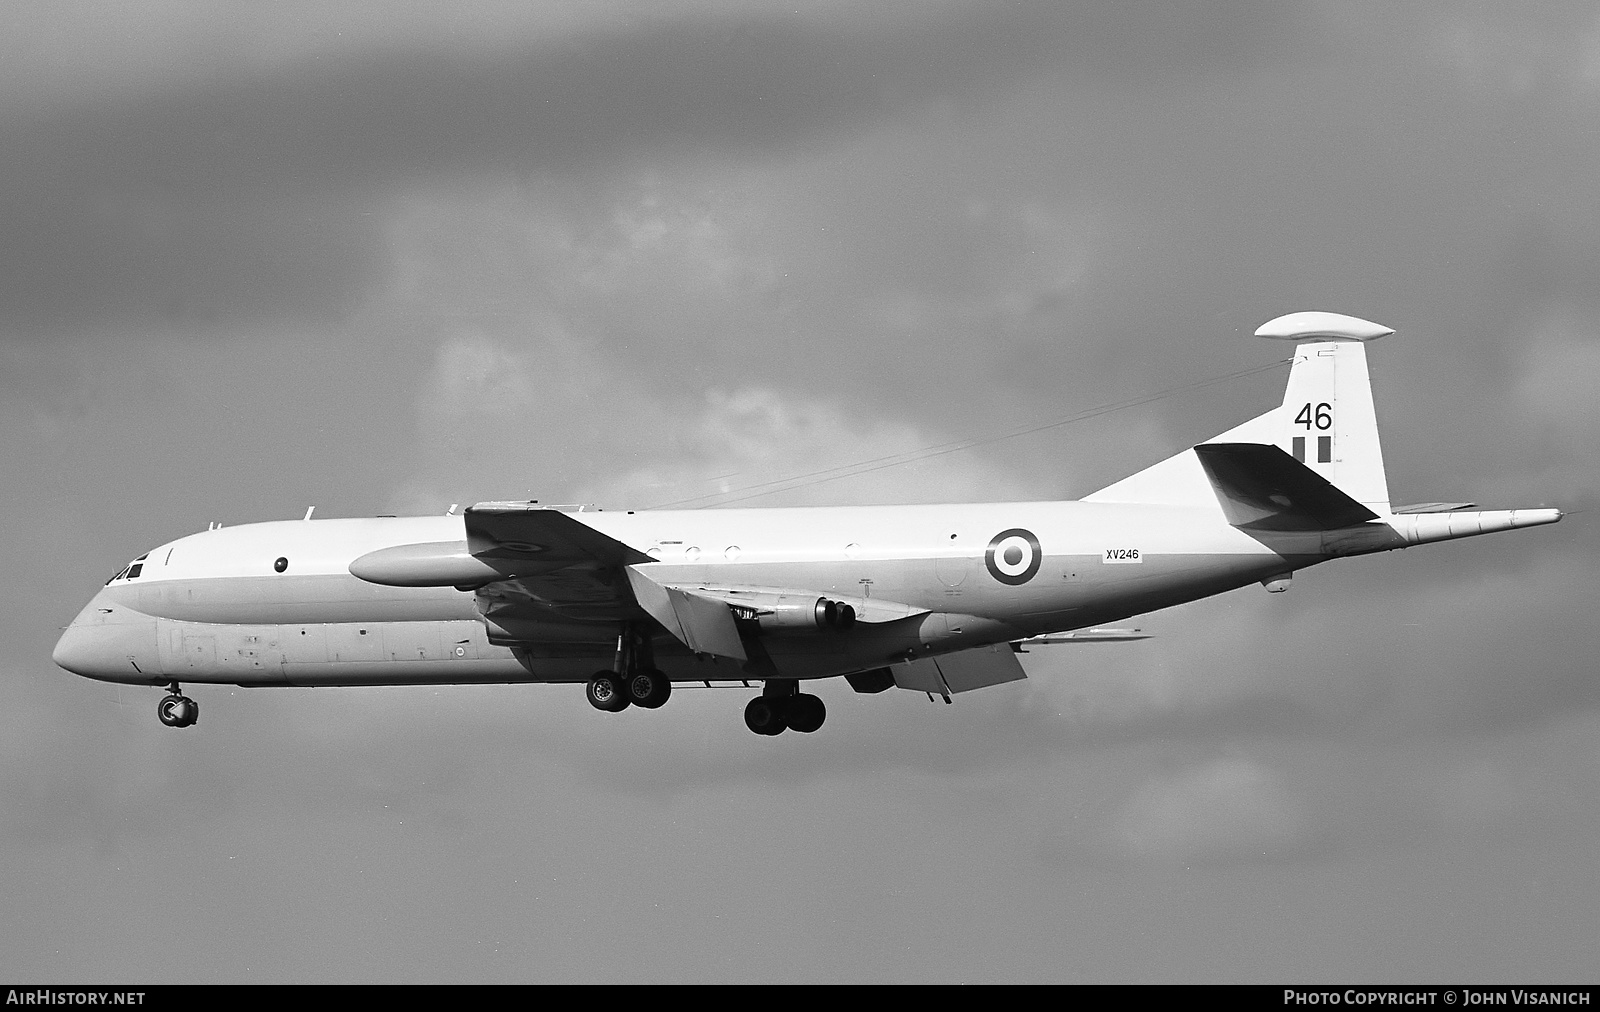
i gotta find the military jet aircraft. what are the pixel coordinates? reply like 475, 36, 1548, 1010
53, 312, 1561, 735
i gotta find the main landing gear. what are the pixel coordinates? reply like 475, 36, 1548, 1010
157, 683, 199, 728
582, 626, 827, 735
586, 624, 673, 714
585, 667, 672, 711
744, 681, 825, 736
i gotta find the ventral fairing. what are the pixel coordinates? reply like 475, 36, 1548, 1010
54, 313, 1560, 736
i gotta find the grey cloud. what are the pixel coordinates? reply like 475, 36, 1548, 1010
13, 2, 1296, 189
0, 2, 1299, 330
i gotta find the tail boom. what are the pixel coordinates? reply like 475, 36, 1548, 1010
1387, 508, 1562, 547
1278, 508, 1562, 562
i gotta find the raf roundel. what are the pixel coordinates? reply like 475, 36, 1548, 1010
985, 528, 1042, 585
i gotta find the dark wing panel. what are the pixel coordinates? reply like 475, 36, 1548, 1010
466, 503, 653, 622
466, 503, 654, 567
1195, 443, 1380, 532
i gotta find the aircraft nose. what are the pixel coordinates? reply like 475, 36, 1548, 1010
52, 623, 105, 677
53, 598, 161, 684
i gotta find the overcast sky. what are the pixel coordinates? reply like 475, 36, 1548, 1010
5, 1, 1598, 983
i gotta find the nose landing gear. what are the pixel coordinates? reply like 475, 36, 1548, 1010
156, 683, 199, 728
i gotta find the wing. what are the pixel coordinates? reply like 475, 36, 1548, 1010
466, 503, 654, 621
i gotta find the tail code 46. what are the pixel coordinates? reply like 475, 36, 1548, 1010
1295, 402, 1333, 430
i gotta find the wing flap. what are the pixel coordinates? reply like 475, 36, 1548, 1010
892, 644, 1027, 696
624, 568, 747, 660
662, 587, 748, 660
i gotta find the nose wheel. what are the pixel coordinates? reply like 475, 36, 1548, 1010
156, 684, 199, 728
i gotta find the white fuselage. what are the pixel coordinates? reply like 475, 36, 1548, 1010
54, 501, 1293, 688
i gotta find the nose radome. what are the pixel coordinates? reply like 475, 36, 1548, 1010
52, 623, 99, 677
52, 601, 161, 684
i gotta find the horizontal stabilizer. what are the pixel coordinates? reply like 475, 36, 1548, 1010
1195, 443, 1379, 532
893, 644, 1027, 696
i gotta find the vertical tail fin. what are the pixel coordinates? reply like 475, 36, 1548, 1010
1244, 313, 1393, 514
1085, 312, 1395, 513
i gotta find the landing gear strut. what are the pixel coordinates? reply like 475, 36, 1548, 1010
157, 683, 199, 728
586, 623, 672, 713
744, 681, 825, 735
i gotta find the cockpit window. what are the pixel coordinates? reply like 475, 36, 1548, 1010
106, 554, 150, 584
